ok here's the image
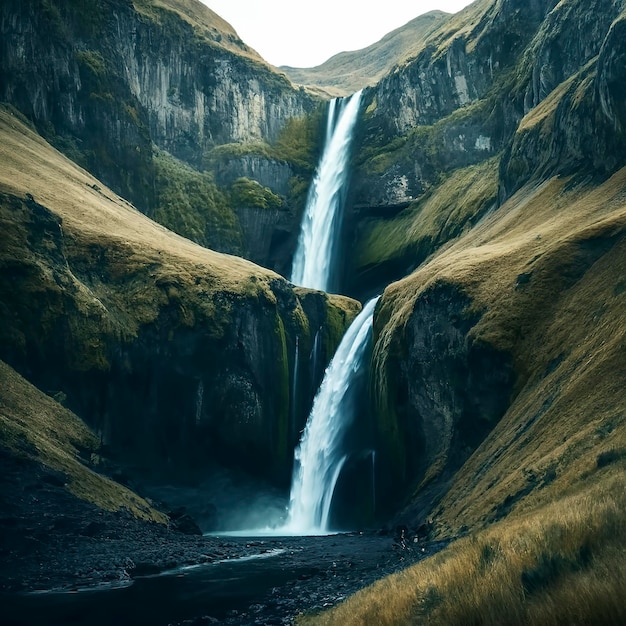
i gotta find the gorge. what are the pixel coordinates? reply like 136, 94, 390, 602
1, 0, 626, 624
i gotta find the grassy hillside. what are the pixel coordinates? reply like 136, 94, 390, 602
299, 153, 626, 623
300, 472, 626, 625
280, 11, 450, 97
303, 1, 626, 618
0, 360, 167, 522
299, 165, 626, 624
0, 106, 271, 293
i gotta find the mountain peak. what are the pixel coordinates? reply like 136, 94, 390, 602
133, 0, 267, 63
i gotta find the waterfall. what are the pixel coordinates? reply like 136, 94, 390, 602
284, 296, 380, 534
290, 90, 363, 292
290, 335, 300, 438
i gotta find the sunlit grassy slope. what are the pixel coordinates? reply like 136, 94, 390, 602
0, 102, 360, 492
0, 103, 295, 306
300, 472, 626, 625
300, 164, 626, 624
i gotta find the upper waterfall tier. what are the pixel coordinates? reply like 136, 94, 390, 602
290, 90, 363, 293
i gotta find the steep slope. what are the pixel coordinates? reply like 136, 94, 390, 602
280, 11, 450, 97
0, 0, 323, 270
0, 359, 166, 523
301, 166, 626, 626
345, 0, 626, 297
0, 106, 359, 488
364, 0, 626, 546
303, 1, 626, 623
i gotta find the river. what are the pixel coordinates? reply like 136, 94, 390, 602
1, 532, 442, 625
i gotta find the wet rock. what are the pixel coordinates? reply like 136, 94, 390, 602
373, 282, 515, 519
168, 508, 203, 536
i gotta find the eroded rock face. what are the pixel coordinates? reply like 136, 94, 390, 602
350, 0, 623, 212
500, 12, 626, 200
0, 190, 358, 485
0, 0, 318, 269
350, 0, 560, 210
372, 282, 514, 519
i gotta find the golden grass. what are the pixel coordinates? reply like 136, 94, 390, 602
299, 471, 626, 625
338, 164, 626, 624
356, 157, 500, 271
425, 0, 494, 60
132, 0, 267, 64
0, 105, 288, 311
374, 172, 626, 510
517, 59, 597, 135
0, 360, 167, 523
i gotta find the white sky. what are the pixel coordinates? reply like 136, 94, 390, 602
202, 1, 476, 68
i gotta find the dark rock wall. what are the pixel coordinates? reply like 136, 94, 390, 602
500, 10, 626, 199
371, 282, 514, 518
0, 190, 357, 485
0, 0, 319, 270
349, 0, 624, 215
359, 0, 626, 523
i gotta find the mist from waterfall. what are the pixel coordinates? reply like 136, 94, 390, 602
284, 296, 380, 534
290, 90, 363, 293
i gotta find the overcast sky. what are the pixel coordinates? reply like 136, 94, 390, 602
202, 1, 476, 68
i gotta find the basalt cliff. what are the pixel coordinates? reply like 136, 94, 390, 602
0, 0, 324, 274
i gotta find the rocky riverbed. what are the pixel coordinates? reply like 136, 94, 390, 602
0, 452, 444, 625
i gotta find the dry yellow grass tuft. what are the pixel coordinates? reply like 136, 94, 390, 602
299, 471, 626, 625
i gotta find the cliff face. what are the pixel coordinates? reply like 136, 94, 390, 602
0, 0, 321, 269
0, 107, 359, 487
346, 0, 626, 297
361, 0, 626, 528
501, 6, 626, 197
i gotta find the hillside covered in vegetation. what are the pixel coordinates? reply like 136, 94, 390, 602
1, 0, 625, 623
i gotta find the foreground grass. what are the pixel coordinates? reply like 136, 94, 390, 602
299, 468, 626, 625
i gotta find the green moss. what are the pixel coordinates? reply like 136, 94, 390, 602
272, 108, 325, 172
204, 142, 273, 165
273, 314, 291, 465
204, 107, 324, 219
153, 150, 243, 254
76, 50, 108, 77
207, 107, 324, 174
322, 294, 362, 355
229, 177, 283, 210
356, 157, 500, 272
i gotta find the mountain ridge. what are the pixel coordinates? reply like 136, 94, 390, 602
279, 11, 451, 97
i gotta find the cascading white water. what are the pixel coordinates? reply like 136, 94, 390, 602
284, 296, 380, 534
290, 90, 363, 292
